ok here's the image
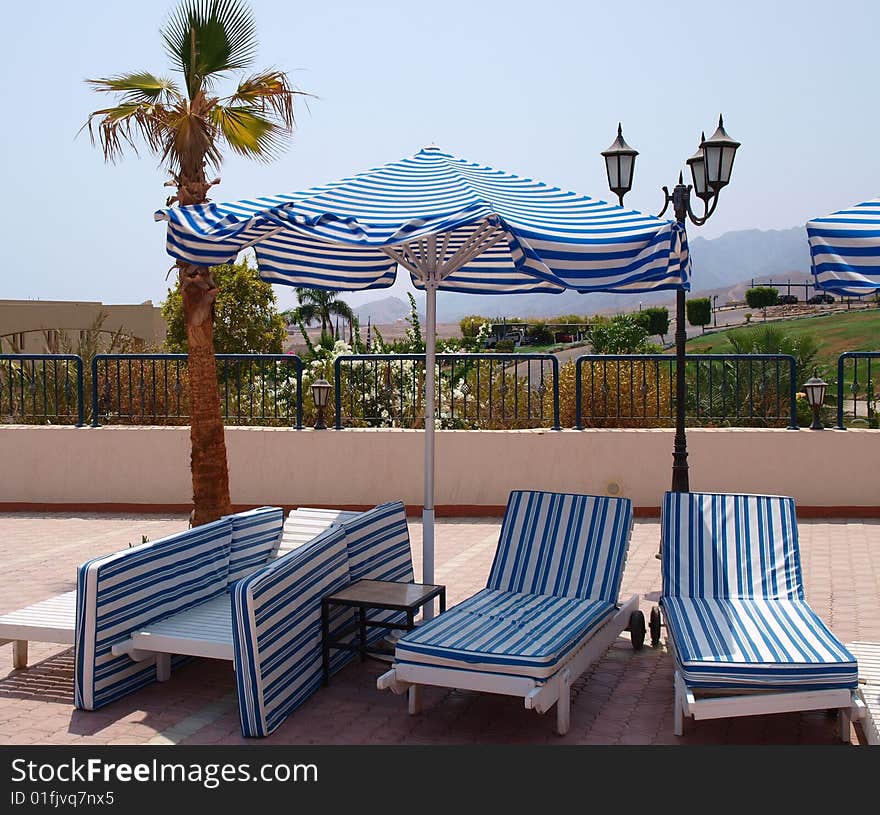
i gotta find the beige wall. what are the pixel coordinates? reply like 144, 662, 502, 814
1, 426, 876, 512
0, 300, 166, 352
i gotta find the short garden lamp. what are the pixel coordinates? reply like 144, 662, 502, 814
802, 369, 828, 430
311, 378, 332, 430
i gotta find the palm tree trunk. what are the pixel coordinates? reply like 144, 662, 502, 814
180, 262, 231, 525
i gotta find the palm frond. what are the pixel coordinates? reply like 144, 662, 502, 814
290, 304, 319, 326
226, 70, 308, 129
86, 72, 182, 105
328, 300, 355, 320
83, 101, 171, 163
162, 0, 257, 97
210, 104, 286, 161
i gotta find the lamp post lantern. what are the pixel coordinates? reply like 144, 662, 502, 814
601, 124, 639, 207
311, 378, 331, 430
803, 369, 828, 430
602, 116, 740, 492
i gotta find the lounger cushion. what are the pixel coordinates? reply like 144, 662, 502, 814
231, 525, 351, 738
340, 500, 413, 584
394, 588, 616, 680
488, 490, 632, 603
226, 506, 284, 584
75, 519, 233, 710
662, 597, 858, 690
662, 492, 803, 600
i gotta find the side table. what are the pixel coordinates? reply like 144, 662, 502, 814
321, 579, 445, 685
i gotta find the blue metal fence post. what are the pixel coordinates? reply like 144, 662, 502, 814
837, 353, 846, 430
786, 355, 798, 429
75, 355, 85, 427
551, 356, 560, 430
575, 357, 584, 430
91, 355, 101, 427
295, 356, 303, 430
334, 357, 343, 430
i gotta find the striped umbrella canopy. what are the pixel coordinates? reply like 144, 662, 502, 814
807, 198, 880, 297
156, 145, 691, 598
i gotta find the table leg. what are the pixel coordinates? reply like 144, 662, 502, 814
440, 588, 446, 614
359, 608, 367, 662
321, 601, 330, 685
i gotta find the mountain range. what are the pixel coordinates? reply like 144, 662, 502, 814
352, 225, 814, 324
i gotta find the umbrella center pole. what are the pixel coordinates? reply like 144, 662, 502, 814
422, 273, 438, 619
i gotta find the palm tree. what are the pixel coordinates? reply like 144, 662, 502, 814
287, 288, 355, 338
84, 0, 306, 525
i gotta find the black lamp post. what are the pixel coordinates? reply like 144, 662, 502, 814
602, 116, 741, 492
311, 378, 331, 430
802, 369, 828, 430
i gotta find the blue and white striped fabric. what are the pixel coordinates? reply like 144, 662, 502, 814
395, 490, 633, 679
225, 506, 284, 585
338, 500, 414, 647
156, 146, 689, 295
660, 491, 857, 690
394, 588, 614, 679
231, 526, 351, 738
661, 491, 803, 600
341, 500, 413, 584
488, 490, 633, 602
807, 199, 880, 296
74, 519, 232, 710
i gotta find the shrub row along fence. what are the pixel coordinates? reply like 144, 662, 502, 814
1, 352, 877, 429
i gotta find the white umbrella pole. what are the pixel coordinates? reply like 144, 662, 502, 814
422, 277, 437, 619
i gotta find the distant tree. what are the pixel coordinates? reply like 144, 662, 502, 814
526, 320, 554, 345
745, 286, 779, 320
686, 297, 712, 333
285, 288, 355, 340
633, 306, 669, 343
589, 314, 650, 354
459, 315, 488, 339
163, 259, 286, 354
727, 324, 820, 384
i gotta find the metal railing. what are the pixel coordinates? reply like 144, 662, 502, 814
836, 351, 879, 429
574, 354, 798, 429
0, 355, 84, 426
91, 354, 303, 428
333, 353, 560, 430
9, 351, 880, 432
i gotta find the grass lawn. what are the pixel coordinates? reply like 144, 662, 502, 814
685, 309, 880, 398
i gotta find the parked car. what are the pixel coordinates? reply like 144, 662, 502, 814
808, 293, 835, 304
777, 294, 798, 305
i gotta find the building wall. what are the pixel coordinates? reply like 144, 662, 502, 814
1, 425, 875, 514
0, 300, 166, 353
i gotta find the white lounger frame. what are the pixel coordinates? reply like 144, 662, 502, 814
666, 622, 866, 742
0, 591, 77, 668
0, 508, 357, 671
377, 593, 640, 736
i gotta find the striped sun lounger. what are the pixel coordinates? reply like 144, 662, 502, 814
659, 491, 865, 740
73, 500, 412, 738
377, 490, 643, 735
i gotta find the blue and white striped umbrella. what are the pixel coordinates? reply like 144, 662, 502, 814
807, 198, 880, 296
156, 145, 689, 295
156, 146, 690, 596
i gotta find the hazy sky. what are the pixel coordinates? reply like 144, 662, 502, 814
2, 0, 878, 313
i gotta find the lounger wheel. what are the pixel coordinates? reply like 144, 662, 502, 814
628, 610, 646, 650
649, 606, 662, 647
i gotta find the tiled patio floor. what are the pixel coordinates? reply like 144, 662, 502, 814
1, 513, 877, 745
